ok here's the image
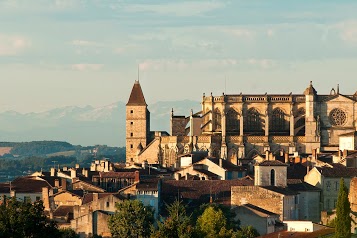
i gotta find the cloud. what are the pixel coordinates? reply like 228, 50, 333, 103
139, 58, 276, 71
0, 35, 30, 56
122, 1, 225, 17
337, 21, 357, 44
71, 40, 100, 46
71, 64, 103, 71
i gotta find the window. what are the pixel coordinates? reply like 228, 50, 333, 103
271, 108, 288, 134
130, 110, 133, 113
130, 144, 133, 149
326, 181, 331, 191
106, 202, 110, 208
130, 121, 133, 125
227, 109, 239, 132
214, 108, 221, 131
130, 133, 133, 137
245, 108, 263, 134
24, 196, 31, 203
270, 169, 275, 186
36, 196, 40, 201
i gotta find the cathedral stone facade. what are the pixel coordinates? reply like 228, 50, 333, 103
126, 81, 357, 167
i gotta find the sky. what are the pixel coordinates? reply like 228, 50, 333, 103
1, 0, 357, 113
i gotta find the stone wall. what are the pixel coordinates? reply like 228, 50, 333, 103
231, 186, 284, 220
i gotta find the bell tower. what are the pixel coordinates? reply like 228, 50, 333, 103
126, 80, 150, 165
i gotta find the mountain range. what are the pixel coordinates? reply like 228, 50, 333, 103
0, 100, 201, 147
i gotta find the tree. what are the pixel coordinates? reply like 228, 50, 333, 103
151, 200, 194, 238
196, 205, 233, 238
335, 178, 351, 238
0, 196, 59, 238
233, 226, 260, 238
59, 228, 80, 238
108, 199, 154, 238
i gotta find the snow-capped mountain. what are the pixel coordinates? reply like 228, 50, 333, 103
0, 100, 200, 146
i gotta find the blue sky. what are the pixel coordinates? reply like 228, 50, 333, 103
1, 0, 357, 113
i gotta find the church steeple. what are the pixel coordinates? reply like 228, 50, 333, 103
127, 80, 147, 106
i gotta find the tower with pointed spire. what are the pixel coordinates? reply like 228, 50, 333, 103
126, 80, 150, 165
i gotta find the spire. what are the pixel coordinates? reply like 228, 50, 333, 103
127, 81, 147, 106
304, 81, 317, 95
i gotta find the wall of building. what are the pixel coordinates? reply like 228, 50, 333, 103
297, 191, 321, 223
54, 192, 82, 208
138, 138, 160, 164
254, 165, 287, 186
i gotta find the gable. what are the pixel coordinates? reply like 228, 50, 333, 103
321, 94, 356, 103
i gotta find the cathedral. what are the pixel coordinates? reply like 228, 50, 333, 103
126, 80, 357, 167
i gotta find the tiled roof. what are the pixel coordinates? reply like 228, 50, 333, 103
258, 160, 288, 166
316, 163, 357, 178
0, 176, 51, 193
192, 168, 219, 178
287, 179, 321, 192
258, 228, 334, 238
136, 178, 159, 191
126, 81, 146, 106
261, 186, 298, 195
287, 163, 309, 180
82, 192, 125, 205
209, 158, 246, 171
96, 171, 136, 178
53, 205, 74, 217
239, 203, 279, 217
161, 177, 254, 206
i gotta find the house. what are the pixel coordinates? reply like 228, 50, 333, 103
304, 163, 357, 212
71, 192, 125, 238
174, 157, 247, 180
232, 203, 280, 235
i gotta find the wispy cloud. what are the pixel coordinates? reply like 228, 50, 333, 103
71, 40, 101, 46
0, 34, 30, 56
122, 1, 225, 17
336, 21, 357, 44
139, 58, 276, 71
71, 64, 103, 71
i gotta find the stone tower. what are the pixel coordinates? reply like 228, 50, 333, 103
126, 80, 150, 165
304, 81, 320, 153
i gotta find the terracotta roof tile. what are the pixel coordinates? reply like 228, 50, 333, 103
126, 81, 146, 106
258, 160, 288, 166
316, 163, 357, 177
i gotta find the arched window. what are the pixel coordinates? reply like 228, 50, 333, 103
214, 108, 221, 131
271, 108, 288, 134
245, 108, 263, 134
270, 169, 275, 186
227, 109, 239, 133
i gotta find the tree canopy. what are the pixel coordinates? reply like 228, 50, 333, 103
108, 199, 154, 238
0, 196, 59, 238
335, 178, 351, 238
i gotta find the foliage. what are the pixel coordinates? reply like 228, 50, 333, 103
151, 200, 194, 238
10, 141, 74, 156
233, 226, 260, 238
0, 196, 59, 238
108, 199, 154, 238
335, 178, 351, 238
327, 218, 336, 228
196, 205, 233, 238
59, 228, 79, 238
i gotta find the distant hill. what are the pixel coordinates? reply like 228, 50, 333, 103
0, 100, 201, 146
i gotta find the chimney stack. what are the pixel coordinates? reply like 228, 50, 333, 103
61, 178, 67, 191
54, 179, 59, 188
42, 187, 50, 211
266, 150, 269, 160
284, 152, 289, 163
50, 168, 56, 177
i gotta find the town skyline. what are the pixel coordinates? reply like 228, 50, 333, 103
1, 0, 357, 113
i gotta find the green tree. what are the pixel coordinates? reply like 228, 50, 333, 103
59, 228, 79, 238
151, 200, 194, 238
0, 196, 59, 238
335, 178, 351, 238
233, 226, 260, 238
196, 205, 233, 238
108, 199, 154, 238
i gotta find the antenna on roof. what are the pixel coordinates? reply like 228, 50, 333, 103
137, 65, 140, 82
225, 76, 227, 95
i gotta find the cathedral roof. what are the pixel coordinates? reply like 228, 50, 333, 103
127, 80, 147, 106
304, 81, 317, 95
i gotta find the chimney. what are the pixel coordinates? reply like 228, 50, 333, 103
343, 149, 348, 158
62, 166, 68, 171
82, 168, 88, 178
54, 179, 59, 188
42, 187, 50, 211
75, 164, 80, 169
93, 193, 99, 211
174, 173, 181, 180
186, 173, 189, 180
50, 168, 56, 177
70, 168, 76, 178
134, 170, 140, 183
61, 178, 67, 191
269, 152, 274, 161
219, 158, 223, 167
10, 190, 16, 198
266, 150, 269, 160
284, 153, 289, 163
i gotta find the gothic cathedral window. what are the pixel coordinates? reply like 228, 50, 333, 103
227, 109, 239, 133
245, 108, 263, 134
